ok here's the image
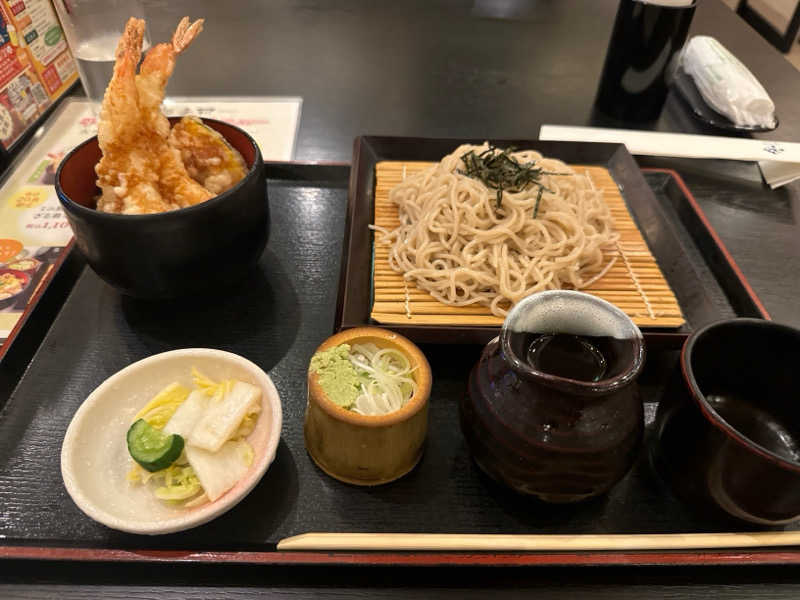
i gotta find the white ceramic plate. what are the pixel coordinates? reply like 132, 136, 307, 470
60, 348, 282, 535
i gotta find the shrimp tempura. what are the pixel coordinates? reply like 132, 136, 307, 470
136, 17, 204, 140
94, 17, 212, 214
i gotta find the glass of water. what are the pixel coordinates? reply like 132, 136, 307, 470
53, 0, 150, 105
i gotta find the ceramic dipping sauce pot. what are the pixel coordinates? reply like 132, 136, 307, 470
305, 327, 432, 486
460, 290, 645, 502
653, 318, 800, 525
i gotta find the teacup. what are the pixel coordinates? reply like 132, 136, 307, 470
653, 318, 800, 525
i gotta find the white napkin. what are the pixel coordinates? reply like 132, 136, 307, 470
681, 36, 776, 129
757, 161, 800, 189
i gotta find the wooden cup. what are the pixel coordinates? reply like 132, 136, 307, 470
305, 327, 432, 486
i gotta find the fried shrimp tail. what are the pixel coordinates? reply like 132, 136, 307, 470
137, 17, 204, 138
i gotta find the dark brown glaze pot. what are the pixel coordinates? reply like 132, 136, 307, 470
459, 291, 645, 502
653, 318, 800, 525
55, 118, 268, 299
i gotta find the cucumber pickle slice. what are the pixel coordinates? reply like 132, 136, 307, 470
127, 418, 185, 472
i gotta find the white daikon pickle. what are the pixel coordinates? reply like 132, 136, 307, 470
163, 390, 208, 438
189, 381, 261, 452
185, 440, 254, 502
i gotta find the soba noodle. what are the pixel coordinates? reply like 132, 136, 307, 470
377, 143, 619, 317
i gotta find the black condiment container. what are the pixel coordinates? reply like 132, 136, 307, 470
595, 0, 697, 122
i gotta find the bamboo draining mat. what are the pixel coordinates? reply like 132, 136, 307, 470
371, 161, 684, 328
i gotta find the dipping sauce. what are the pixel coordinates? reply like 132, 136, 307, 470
524, 333, 608, 382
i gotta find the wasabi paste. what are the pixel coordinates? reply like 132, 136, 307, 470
309, 344, 362, 408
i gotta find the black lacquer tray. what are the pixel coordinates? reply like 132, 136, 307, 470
0, 163, 793, 569
336, 137, 768, 349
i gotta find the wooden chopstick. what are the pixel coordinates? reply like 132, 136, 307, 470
277, 532, 800, 552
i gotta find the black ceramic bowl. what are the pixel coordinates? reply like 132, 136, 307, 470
654, 318, 800, 525
55, 118, 268, 298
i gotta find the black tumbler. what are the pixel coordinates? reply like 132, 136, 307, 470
595, 0, 696, 122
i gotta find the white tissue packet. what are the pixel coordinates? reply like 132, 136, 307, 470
681, 36, 776, 128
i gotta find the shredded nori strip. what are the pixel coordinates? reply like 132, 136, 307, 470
458, 145, 559, 217
533, 186, 544, 219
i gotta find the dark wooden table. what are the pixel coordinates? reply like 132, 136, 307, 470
3, 0, 800, 597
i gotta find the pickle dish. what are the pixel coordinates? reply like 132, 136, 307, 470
60, 348, 282, 535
